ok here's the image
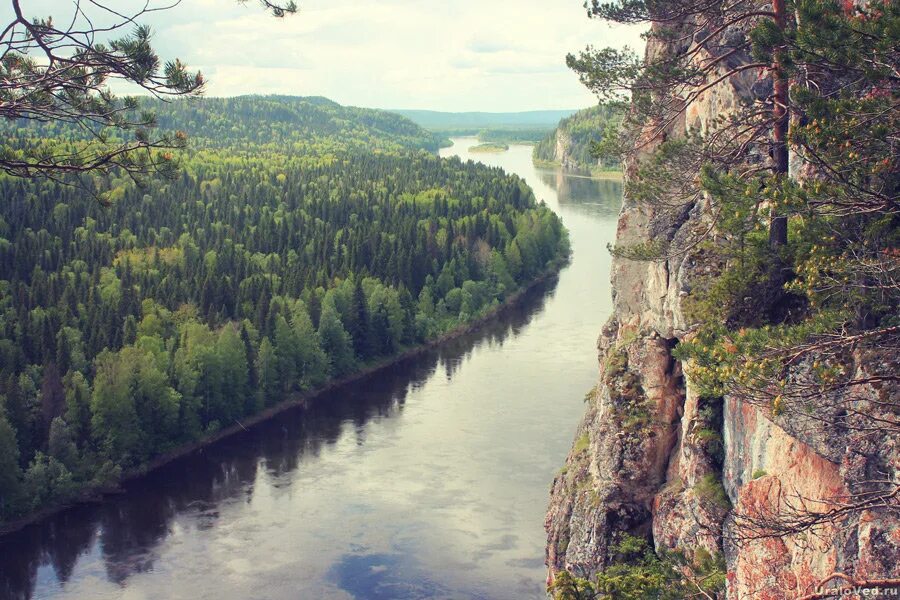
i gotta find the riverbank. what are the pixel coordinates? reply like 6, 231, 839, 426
532, 158, 623, 181
0, 256, 568, 537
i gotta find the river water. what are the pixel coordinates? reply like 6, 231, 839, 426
0, 138, 622, 600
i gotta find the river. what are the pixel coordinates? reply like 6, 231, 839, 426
0, 138, 622, 600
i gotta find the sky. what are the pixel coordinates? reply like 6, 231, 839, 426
9, 0, 646, 112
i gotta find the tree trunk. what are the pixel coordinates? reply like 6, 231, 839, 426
769, 0, 789, 249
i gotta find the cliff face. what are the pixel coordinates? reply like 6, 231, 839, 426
554, 129, 579, 171
545, 14, 900, 600
533, 105, 623, 172
533, 125, 587, 171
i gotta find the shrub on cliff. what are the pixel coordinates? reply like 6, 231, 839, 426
549, 535, 726, 600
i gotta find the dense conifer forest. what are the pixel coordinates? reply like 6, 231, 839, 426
0, 97, 567, 523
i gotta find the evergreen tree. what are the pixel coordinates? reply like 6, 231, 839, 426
348, 278, 373, 361
240, 323, 260, 412
130, 347, 180, 457
56, 328, 87, 375
91, 351, 141, 465
0, 411, 23, 519
290, 305, 329, 389
255, 337, 280, 407
217, 325, 250, 420
47, 417, 79, 474
0, 1, 295, 181
63, 372, 92, 449
55, 330, 72, 375
273, 316, 299, 392
40, 363, 65, 439
123, 315, 138, 346
307, 290, 323, 329
2, 375, 33, 467
317, 305, 356, 377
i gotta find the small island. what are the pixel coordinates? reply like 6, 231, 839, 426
470, 142, 509, 153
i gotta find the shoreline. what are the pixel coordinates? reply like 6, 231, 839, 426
531, 158, 623, 181
469, 142, 510, 154
0, 257, 567, 537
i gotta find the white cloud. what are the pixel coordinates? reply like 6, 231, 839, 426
10, 0, 647, 111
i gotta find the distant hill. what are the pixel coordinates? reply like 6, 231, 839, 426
156, 96, 445, 151
9, 95, 446, 153
391, 109, 579, 131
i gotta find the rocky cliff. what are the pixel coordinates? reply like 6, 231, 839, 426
533, 122, 587, 171
532, 105, 623, 173
545, 13, 899, 600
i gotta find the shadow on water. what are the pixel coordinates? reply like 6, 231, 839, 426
326, 552, 485, 600
536, 169, 623, 219
0, 274, 559, 600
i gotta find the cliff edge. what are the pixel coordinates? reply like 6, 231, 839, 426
545, 11, 899, 599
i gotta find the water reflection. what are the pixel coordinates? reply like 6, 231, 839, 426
0, 276, 555, 600
0, 139, 621, 600
328, 553, 464, 600
537, 170, 623, 219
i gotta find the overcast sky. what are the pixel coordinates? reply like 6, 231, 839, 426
10, 0, 646, 112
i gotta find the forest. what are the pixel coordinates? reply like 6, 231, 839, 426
4, 95, 447, 156
0, 96, 568, 524
532, 103, 624, 173
475, 128, 550, 144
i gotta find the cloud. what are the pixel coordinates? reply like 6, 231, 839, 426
469, 40, 512, 54
13, 0, 647, 112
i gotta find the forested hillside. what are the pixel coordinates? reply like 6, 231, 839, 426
0, 97, 567, 524
532, 104, 623, 173
476, 128, 549, 144
7, 95, 445, 155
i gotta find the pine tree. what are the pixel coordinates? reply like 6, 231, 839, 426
40, 362, 65, 440
47, 417, 79, 474
255, 337, 280, 407
55, 329, 72, 375
123, 315, 138, 346
307, 290, 322, 329
579, 0, 900, 553
217, 325, 249, 420
318, 305, 356, 377
240, 323, 259, 411
0, 410, 23, 519
2, 374, 33, 467
291, 305, 329, 389
273, 315, 299, 392
63, 372, 92, 449
91, 351, 141, 465
0, 1, 295, 181
348, 278, 373, 361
